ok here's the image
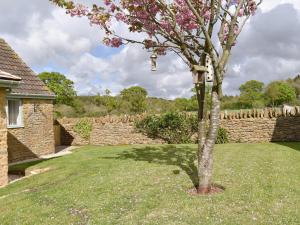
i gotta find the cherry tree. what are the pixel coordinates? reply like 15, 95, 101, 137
50, 0, 262, 194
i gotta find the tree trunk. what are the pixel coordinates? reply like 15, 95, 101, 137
195, 81, 206, 187
195, 82, 206, 147
197, 88, 221, 194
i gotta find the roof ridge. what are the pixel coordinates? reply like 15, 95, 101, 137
0, 39, 34, 69
0, 38, 55, 97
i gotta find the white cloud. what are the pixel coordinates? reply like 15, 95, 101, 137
2, 8, 102, 68
69, 46, 193, 98
261, 0, 300, 12
225, 3, 300, 95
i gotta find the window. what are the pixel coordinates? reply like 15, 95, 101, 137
6, 99, 23, 128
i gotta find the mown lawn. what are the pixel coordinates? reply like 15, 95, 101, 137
0, 143, 300, 225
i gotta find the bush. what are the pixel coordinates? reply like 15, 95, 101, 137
216, 127, 229, 144
136, 112, 230, 144
135, 112, 197, 144
74, 118, 92, 140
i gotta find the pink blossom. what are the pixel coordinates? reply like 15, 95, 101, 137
104, 0, 111, 6
110, 4, 116, 13
238, 9, 245, 17
103, 37, 123, 48
66, 4, 88, 17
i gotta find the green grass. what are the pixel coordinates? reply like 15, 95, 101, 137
1, 143, 300, 225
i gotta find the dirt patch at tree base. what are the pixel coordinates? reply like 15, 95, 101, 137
188, 184, 225, 196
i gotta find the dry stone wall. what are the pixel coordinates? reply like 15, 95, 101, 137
220, 108, 300, 143
58, 116, 165, 146
58, 108, 300, 146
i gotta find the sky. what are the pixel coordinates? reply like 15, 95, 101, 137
0, 0, 300, 98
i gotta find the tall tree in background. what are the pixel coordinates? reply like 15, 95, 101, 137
239, 80, 264, 108
287, 75, 300, 99
121, 86, 148, 113
265, 81, 296, 106
50, 0, 262, 194
38, 72, 77, 105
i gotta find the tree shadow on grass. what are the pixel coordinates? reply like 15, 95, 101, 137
105, 145, 199, 187
274, 142, 300, 152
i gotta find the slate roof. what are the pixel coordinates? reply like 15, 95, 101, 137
0, 38, 55, 98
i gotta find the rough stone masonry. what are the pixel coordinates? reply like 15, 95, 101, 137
0, 88, 8, 187
58, 108, 300, 146
8, 99, 55, 163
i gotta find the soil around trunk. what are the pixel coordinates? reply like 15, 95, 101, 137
188, 184, 225, 196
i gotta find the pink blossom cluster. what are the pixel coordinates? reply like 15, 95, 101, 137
121, 0, 161, 35
56, 0, 260, 50
247, 0, 258, 15
155, 46, 167, 55
88, 9, 108, 26
144, 40, 157, 49
103, 37, 123, 47
174, 0, 212, 31
230, 0, 258, 16
222, 23, 239, 45
66, 4, 88, 17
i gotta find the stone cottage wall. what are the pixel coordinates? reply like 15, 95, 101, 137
8, 99, 55, 163
58, 108, 300, 146
0, 88, 7, 187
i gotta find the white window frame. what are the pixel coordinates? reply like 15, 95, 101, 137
6, 99, 24, 128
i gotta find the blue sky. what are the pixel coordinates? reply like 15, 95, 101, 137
0, 0, 300, 98
90, 45, 123, 58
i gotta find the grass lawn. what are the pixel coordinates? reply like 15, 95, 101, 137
1, 143, 300, 225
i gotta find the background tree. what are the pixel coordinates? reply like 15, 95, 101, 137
174, 88, 199, 112
239, 80, 264, 108
175, 98, 191, 111
38, 72, 77, 105
94, 90, 121, 114
265, 81, 296, 106
120, 86, 148, 113
50, 0, 262, 194
221, 95, 241, 110
287, 75, 300, 100
104, 89, 112, 96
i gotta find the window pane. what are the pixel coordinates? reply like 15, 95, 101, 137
8, 100, 20, 126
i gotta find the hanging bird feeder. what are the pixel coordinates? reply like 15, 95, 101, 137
150, 53, 158, 71
205, 55, 214, 82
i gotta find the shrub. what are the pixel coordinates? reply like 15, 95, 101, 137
136, 112, 230, 144
120, 86, 148, 113
135, 112, 197, 144
74, 118, 92, 140
216, 127, 229, 144
54, 110, 62, 119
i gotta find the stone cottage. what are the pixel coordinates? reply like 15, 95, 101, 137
0, 38, 56, 187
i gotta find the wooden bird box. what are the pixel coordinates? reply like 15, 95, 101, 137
191, 65, 207, 84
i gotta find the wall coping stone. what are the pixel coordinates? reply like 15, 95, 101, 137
57, 107, 300, 124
